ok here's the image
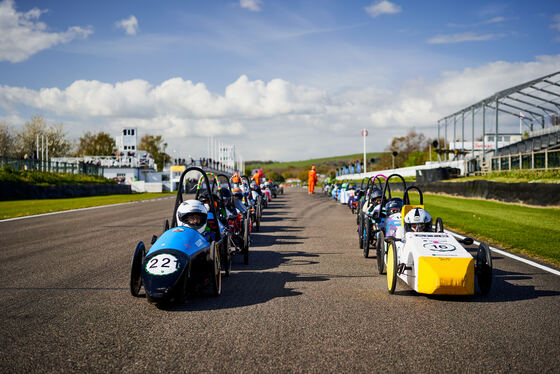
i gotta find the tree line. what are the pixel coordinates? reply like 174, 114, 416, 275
0, 115, 169, 171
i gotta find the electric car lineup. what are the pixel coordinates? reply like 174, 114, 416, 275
345, 172, 493, 296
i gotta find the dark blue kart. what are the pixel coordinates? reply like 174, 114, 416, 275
130, 166, 223, 306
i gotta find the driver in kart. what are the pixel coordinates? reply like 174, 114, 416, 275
404, 207, 433, 232
176, 200, 217, 241
385, 198, 404, 216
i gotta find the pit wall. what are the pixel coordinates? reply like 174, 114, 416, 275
0, 182, 131, 200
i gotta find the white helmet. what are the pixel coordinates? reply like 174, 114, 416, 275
404, 207, 432, 232
176, 200, 207, 233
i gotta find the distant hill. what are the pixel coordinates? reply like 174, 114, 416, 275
245, 152, 386, 181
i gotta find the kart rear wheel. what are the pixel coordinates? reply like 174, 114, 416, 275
387, 242, 397, 294
376, 231, 385, 274
435, 217, 444, 233
174, 268, 189, 305
476, 242, 493, 296
363, 219, 371, 258
255, 205, 261, 232
211, 242, 222, 296
163, 219, 169, 233
358, 214, 364, 249
243, 216, 250, 265
130, 242, 145, 297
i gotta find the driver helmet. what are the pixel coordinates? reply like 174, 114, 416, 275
232, 187, 243, 199
404, 207, 432, 233
385, 198, 404, 215
370, 188, 383, 204
176, 200, 208, 233
219, 188, 233, 206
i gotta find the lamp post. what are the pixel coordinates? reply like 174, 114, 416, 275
361, 129, 368, 173
392, 151, 398, 169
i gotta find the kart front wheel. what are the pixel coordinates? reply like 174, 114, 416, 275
363, 219, 371, 258
376, 231, 385, 274
163, 219, 169, 233
221, 238, 231, 277
387, 242, 397, 294
435, 217, 444, 233
211, 242, 222, 296
130, 241, 145, 297
476, 242, 492, 296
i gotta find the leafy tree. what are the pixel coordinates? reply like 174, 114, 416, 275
281, 170, 293, 180
138, 134, 169, 171
0, 122, 17, 157
76, 131, 116, 156
263, 170, 285, 182
17, 115, 72, 158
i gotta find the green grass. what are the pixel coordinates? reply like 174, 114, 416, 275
446, 169, 560, 184
400, 192, 560, 266
246, 152, 385, 170
0, 193, 174, 220
0, 166, 115, 186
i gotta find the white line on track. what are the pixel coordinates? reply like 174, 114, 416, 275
445, 229, 560, 277
0, 196, 174, 223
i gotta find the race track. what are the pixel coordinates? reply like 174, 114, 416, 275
1, 189, 559, 373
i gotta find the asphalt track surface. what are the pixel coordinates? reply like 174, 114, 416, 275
1, 189, 559, 373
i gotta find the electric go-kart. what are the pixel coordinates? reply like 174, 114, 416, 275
360, 174, 394, 259
130, 167, 222, 306
240, 175, 261, 232
383, 186, 493, 296
215, 173, 250, 265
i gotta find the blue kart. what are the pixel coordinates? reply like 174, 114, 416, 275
130, 167, 223, 306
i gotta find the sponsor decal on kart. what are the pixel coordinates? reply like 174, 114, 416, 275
145, 253, 180, 276
172, 228, 184, 232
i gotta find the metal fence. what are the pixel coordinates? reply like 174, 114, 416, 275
1, 157, 104, 176
490, 149, 560, 171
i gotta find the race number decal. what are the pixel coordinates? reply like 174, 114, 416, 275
145, 254, 180, 275
423, 243, 456, 252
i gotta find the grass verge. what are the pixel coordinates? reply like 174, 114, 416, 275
400, 192, 560, 266
0, 192, 174, 220
445, 169, 560, 184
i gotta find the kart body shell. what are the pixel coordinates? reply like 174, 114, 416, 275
390, 228, 475, 295
142, 227, 211, 301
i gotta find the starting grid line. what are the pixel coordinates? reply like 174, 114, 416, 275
444, 229, 560, 277
0, 196, 174, 223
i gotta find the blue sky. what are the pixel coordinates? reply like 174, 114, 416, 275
1, 0, 559, 161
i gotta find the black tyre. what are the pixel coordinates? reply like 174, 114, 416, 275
130, 242, 145, 297
211, 242, 222, 296
376, 230, 385, 274
163, 219, 169, 233
435, 217, 444, 233
387, 242, 398, 294
256, 205, 261, 232
476, 242, 493, 296
243, 215, 250, 265
358, 214, 364, 249
363, 219, 371, 258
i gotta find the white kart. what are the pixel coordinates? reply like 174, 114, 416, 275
384, 186, 492, 296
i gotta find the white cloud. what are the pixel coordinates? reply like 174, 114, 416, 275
240, 0, 262, 12
365, 1, 402, 18
115, 15, 139, 35
427, 32, 504, 44
0, 0, 92, 63
1, 56, 559, 159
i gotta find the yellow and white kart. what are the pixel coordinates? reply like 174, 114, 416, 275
384, 186, 492, 296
